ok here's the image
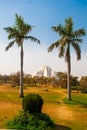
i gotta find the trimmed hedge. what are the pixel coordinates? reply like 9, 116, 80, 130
22, 93, 43, 114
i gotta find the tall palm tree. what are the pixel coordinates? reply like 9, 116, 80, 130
48, 17, 85, 100
4, 14, 40, 97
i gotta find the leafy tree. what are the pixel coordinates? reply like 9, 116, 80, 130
32, 76, 40, 87
10, 72, 20, 87
70, 75, 79, 87
48, 17, 85, 100
24, 74, 32, 86
57, 72, 67, 88
0, 74, 10, 84
80, 76, 87, 93
37, 76, 48, 87
57, 72, 79, 89
4, 14, 40, 97
45, 77, 57, 87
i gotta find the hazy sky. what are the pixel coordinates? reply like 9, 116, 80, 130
0, 0, 87, 78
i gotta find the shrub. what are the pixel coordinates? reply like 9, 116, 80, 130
71, 86, 80, 91
6, 110, 54, 130
22, 93, 43, 114
80, 76, 87, 93
81, 85, 87, 93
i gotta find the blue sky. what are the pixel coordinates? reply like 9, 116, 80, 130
0, 0, 87, 78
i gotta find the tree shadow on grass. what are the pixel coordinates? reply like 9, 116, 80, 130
54, 124, 71, 130
63, 98, 87, 108
73, 100, 87, 108
70, 99, 87, 108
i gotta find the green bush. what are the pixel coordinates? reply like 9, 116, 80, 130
22, 93, 43, 114
79, 76, 87, 93
6, 110, 54, 130
71, 86, 79, 90
81, 84, 87, 93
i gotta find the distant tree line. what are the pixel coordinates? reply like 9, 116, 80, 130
0, 71, 87, 93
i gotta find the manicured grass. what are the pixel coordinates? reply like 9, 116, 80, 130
0, 84, 87, 130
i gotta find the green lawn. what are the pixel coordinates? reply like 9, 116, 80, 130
0, 84, 87, 130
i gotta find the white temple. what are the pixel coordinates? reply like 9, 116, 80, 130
33, 65, 57, 78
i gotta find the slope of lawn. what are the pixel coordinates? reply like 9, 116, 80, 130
0, 84, 87, 130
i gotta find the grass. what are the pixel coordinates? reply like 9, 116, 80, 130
63, 93, 87, 107
0, 84, 87, 130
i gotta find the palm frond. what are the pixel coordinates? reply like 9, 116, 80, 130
64, 17, 73, 35
24, 24, 34, 34
73, 29, 86, 37
15, 14, 34, 35
59, 46, 65, 58
48, 40, 60, 52
15, 14, 24, 30
62, 36, 70, 45
4, 27, 19, 40
24, 36, 40, 44
5, 40, 15, 51
4, 27, 15, 33
48, 43, 55, 52
72, 42, 81, 60
52, 24, 65, 36
72, 38, 83, 44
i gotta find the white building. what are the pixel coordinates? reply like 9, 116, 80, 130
33, 65, 57, 78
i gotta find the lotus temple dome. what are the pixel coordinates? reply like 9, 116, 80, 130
33, 65, 57, 78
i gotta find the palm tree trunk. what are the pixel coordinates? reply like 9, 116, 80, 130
67, 44, 71, 100
20, 43, 24, 98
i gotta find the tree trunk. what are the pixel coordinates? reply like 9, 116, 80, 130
19, 44, 24, 98
67, 44, 71, 100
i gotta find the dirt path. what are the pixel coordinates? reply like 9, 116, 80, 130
57, 89, 74, 121
43, 89, 75, 122
56, 105, 74, 120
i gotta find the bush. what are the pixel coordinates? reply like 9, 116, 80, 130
80, 76, 87, 93
6, 110, 54, 130
22, 93, 43, 114
80, 82, 87, 93
81, 86, 87, 93
71, 86, 80, 91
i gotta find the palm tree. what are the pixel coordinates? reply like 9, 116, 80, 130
48, 17, 85, 100
4, 14, 40, 97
